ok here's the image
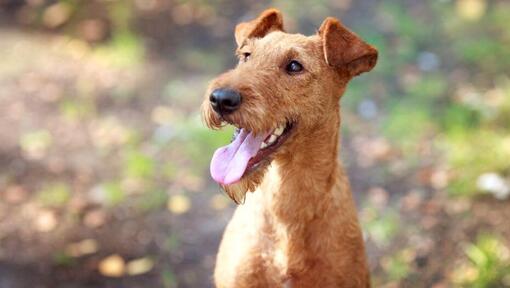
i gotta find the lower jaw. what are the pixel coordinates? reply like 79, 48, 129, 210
241, 123, 294, 179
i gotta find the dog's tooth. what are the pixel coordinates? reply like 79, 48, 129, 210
268, 135, 277, 144
260, 142, 268, 149
274, 126, 284, 136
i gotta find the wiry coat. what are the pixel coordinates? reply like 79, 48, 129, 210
202, 9, 378, 288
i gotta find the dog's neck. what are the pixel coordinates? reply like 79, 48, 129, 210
257, 106, 364, 276
261, 107, 347, 222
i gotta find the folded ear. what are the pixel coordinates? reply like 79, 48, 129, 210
318, 17, 378, 77
235, 8, 284, 47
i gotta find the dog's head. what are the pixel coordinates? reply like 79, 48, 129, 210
202, 9, 377, 203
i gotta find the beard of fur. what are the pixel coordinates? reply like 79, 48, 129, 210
221, 160, 270, 204
201, 101, 223, 129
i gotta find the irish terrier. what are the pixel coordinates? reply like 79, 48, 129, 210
202, 8, 378, 288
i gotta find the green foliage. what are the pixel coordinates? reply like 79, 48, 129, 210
383, 250, 412, 282
102, 181, 125, 206
441, 104, 481, 133
404, 74, 447, 101
53, 251, 76, 267
94, 31, 144, 67
161, 267, 178, 288
138, 190, 168, 212
173, 118, 234, 173
382, 100, 432, 152
453, 234, 510, 287
59, 97, 95, 121
19, 130, 53, 154
123, 150, 155, 179
441, 129, 510, 197
363, 207, 399, 246
37, 182, 71, 207
164, 234, 181, 252
93, 0, 143, 67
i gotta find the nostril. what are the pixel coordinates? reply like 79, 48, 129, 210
223, 99, 233, 107
209, 94, 217, 104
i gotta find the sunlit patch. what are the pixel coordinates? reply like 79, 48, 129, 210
66, 239, 99, 257
99, 254, 126, 277
126, 257, 155, 276
456, 0, 486, 21
167, 194, 191, 214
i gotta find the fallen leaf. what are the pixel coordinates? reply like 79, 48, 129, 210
66, 239, 99, 257
98, 254, 125, 277
127, 257, 154, 276
34, 210, 58, 232
167, 195, 191, 215
42, 2, 72, 28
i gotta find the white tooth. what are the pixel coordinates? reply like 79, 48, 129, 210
260, 142, 268, 149
274, 126, 284, 136
268, 135, 277, 144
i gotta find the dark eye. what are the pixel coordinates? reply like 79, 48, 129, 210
286, 60, 303, 74
242, 52, 251, 62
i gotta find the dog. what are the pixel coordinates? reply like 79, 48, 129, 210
202, 8, 378, 288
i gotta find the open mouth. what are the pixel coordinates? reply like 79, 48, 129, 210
210, 122, 294, 185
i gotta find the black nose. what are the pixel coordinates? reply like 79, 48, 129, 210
209, 88, 241, 115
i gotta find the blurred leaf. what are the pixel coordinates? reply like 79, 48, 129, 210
382, 249, 412, 281
127, 257, 154, 276
456, 0, 487, 21
103, 182, 125, 206
123, 150, 155, 179
404, 74, 447, 101
42, 2, 73, 29
94, 31, 144, 67
19, 129, 53, 159
65, 239, 99, 257
162, 267, 177, 288
59, 98, 95, 121
363, 208, 399, 246
167, 194, 191, 215
441, 104, 481, 133
99, 254, 125, 277
138, 190, 168, 212
454, 234, 510, 287
382, 100, 433, 153
53, 251, 76, 267
440, 130, 510, 197
164, 234, 180, 252
34, 209, 58, 232
37, 182, 71, 207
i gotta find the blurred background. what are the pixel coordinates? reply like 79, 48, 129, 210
0, 0, 509, 287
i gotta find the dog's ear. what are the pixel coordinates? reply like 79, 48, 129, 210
235, 8, 284, 47
318, 17, 378, 77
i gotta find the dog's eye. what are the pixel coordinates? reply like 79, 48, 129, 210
286, 60, 303, 74
242, 52, 251, 62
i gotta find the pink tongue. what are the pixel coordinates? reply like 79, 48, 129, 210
210, 129, 267, 185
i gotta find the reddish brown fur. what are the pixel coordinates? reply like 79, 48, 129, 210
202, 9, 377, 287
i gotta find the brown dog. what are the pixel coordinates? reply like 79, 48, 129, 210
202, 8, 377, 288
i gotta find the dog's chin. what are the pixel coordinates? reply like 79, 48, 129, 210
221, 159, 271, 204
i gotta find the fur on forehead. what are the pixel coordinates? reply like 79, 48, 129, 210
238, 32, 324, 71
234, 9, 378, 78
